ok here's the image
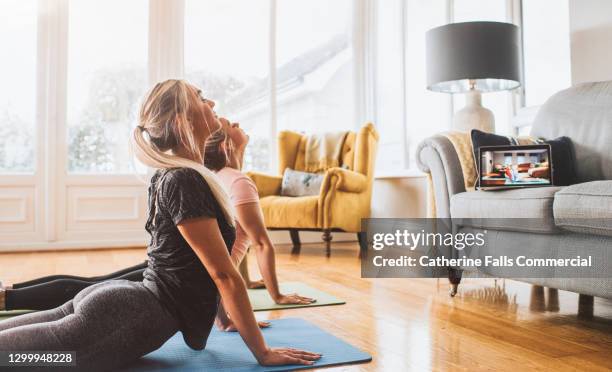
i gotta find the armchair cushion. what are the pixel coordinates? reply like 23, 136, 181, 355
245, 172, 282, 198
259, 195, 319, 228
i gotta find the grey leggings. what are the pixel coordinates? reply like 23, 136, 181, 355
0, 280, 178, 371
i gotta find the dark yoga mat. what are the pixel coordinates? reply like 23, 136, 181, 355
123, 318, 371, 371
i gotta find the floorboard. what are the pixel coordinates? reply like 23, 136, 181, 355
1, 242, 610, 371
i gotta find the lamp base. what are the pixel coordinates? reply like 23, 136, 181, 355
452, 90, 495, 133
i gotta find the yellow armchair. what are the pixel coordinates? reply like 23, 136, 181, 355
246, 123, 379, 255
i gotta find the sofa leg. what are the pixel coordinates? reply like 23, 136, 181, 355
322, 230, 332, 257
289, 229, 301, 255
357, 232, 367, 258
578, 294, 594, 318
530, 285, 546, 312
546, 287, 559, 312
448, 267, 462, 297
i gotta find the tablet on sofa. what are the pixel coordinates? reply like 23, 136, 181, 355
477, 144, 553, 190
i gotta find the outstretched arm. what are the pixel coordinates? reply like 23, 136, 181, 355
178, 216, 320, 366
235, 203, 314, 305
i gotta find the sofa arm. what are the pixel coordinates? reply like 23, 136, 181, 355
245, 171, 282, 198
322, 167, 367, 193
416, 135, 466, 218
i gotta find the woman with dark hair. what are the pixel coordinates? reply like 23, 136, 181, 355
0, 80, 320, 370
203, 120, 315, 330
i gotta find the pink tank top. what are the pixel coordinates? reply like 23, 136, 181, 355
216, 167, 260, 265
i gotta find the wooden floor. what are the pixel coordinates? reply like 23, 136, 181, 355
1, 242, 611, 371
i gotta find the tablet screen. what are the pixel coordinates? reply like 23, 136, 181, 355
478, 145, 552, 189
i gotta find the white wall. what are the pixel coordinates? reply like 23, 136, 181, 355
569, 0, 612, 84
371, 175, 428, 218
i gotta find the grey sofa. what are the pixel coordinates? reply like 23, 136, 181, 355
417, 81, 612, 300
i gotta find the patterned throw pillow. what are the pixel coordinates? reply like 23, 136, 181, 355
280, 168, 324, 197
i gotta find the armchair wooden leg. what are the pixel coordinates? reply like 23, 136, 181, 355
357, 232, 367, 258
289, 229, 301, 255
322, 230, 332, 257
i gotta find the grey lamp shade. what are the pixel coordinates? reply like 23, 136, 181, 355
426, 22, 521, 93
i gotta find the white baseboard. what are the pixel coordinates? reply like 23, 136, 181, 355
267, 230, 357, 244
0, 231, 357, 252
0, 239, 147, 252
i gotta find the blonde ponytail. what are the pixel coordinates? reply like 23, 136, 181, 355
131, 80, 235, 226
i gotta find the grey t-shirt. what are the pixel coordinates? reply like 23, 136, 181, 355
143, 167, 236, 350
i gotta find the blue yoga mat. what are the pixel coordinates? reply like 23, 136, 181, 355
123, 318, 371, 371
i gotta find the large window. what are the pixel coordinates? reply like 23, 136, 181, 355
186, 0, 354, 172
66, 0, 148, 173
522, 0, 571, 107
1, 0, 575, 177
404, 0, 450, 166
374, 0, 406, 170
185, 0, 271, 172
453, 0, 506, 22
374, 0, 450, 170
276, 0, 355, 134
0, 0, 37, 173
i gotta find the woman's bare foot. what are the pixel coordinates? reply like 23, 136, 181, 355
246, 280, 265, 289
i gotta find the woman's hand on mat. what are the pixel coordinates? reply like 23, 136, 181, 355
273, 293, 316, 305
258, 347, 322, 366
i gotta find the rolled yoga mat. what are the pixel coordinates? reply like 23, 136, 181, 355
248, 282, 345, 311
123, 318, 371, 371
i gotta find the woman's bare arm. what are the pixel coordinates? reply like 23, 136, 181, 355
235, 203, 314, 305
177, 217, 319, 365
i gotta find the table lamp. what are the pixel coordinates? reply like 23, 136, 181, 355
426, 21, 521, 133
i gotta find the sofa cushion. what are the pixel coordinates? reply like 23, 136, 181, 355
259, 195, 319, 228
553, 181, 612, 237
450, 187, 564, 233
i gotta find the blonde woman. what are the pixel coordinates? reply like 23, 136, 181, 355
0, 80, 320, 370
203, 121, 315, 331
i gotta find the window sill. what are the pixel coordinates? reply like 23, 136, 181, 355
374, 168, 426, 179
